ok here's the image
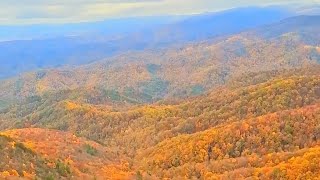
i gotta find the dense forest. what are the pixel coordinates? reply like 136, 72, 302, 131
0, 66, 319, 179
0, 15, 320, 179
0, 16, 319, 105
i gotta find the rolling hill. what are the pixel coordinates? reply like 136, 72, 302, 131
245, 15, 320, 44
0, 128, 133, 179
0, 65, 319, 179
0, 13, 320, 179
0, 6, 292, 79
0, 15, 319, 109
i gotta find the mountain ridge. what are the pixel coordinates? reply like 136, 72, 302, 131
0, 6, 293, 79
1, 65, 319, 179
1, 8, 320, 179
0, 15, 319, 108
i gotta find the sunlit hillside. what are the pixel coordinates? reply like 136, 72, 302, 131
0, 16, 319, 109
0, 3, 320, 179
0, 65, 319, 179
0, 128, 134, 179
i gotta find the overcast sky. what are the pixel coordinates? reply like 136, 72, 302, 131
0, 0, 319, 24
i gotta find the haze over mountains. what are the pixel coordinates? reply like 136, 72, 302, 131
1, 14, 319, 106
0, 3, 320, 179
0, 6, 295, 79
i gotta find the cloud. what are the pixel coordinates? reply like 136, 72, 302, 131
0, 0, 164, 6
0, 0, 318, 24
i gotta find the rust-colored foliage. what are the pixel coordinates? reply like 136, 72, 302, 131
0, 22, 319, 178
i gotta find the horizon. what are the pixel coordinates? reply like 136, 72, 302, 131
0, 1, 320, 179
0, 0, 319, 25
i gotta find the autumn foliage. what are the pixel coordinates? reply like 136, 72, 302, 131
0, 17, 320, 179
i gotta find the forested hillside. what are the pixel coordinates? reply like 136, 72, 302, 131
0, 128, 133, 179
0, 16, 319, 109
0, 15, 320, 179
0, 65, 319, 179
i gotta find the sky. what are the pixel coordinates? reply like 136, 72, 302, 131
0, 0, 319, 24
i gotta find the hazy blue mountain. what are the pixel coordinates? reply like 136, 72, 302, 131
247, 15, 320, 44
294, 4, 320, 15
0, 16, 184, 41
0, 6, 293, 79
142, 6, 292, 43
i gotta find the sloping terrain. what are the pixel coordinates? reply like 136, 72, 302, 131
245, 15, 320, 44
0, 133, 59, 179
136, 103, 320, 178
0, 7, 291, 79
0, 66, 319, 179
0, 15, 320, 179
0, 16, 319, 109
0, 128, 133, 179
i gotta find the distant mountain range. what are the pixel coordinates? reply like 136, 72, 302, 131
1, 6, 320, 179
0, 16, 184, 41
0, 15, 319, 109
0, 6, 294, 79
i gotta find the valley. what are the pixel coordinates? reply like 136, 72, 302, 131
0, 4, 319, 180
